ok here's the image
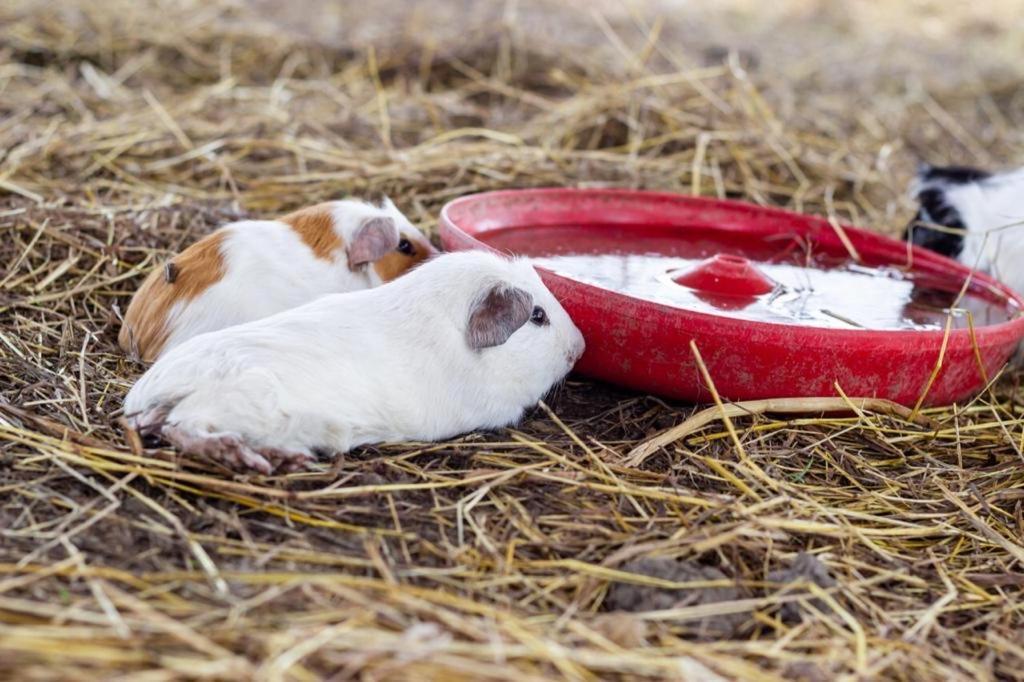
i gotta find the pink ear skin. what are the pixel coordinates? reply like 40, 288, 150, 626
347, 216, 399, 269
466, 285, 533, 349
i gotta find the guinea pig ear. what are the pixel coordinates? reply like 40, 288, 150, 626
347, 216, 399, 269
466, 285, 532, 350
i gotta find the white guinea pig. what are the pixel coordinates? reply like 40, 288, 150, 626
906, 164, 1024, 294
123, 250, 586, 474
119, 198, 437, 362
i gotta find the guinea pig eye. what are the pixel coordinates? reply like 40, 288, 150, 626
530, 305, 549, 326
397, 238, 415, 256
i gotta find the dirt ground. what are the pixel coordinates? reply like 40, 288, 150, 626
2, 0, 1024, 679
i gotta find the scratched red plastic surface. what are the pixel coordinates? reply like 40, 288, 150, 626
440, 188, 1024, 406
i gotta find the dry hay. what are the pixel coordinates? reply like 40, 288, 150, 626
2, 0, 1024, 679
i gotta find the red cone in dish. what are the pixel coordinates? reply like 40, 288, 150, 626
672, 254, 776, 311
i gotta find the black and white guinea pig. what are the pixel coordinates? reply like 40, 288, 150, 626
119, 199, 437, 362
123, 250, 586, 474
905, 164, 1024, 294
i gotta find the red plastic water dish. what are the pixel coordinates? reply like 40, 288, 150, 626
439, 188, 1024, 406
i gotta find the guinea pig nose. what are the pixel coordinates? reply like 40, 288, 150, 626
567, 341, 585, 364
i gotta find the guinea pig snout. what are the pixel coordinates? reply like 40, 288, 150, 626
566, 328, 586, 364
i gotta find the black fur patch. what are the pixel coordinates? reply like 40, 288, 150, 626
903, 164, 991, 259
918, 164, 991, 185
904, 189, 965, 258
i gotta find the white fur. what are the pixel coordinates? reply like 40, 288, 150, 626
158, 199, 435, 356
917, 167, 1024, 294
124, 251, 585, 472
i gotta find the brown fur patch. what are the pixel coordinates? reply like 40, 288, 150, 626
281, 203, 343, 261
118, 231, 228, 362
372, 234, 435, 282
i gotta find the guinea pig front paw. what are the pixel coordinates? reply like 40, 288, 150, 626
257, 446, 318, 474
162, 425, 314, 475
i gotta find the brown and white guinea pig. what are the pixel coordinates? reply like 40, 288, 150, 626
905, 164, 1024, 294
123, 250, 586, 474
118, 199, 437, 362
